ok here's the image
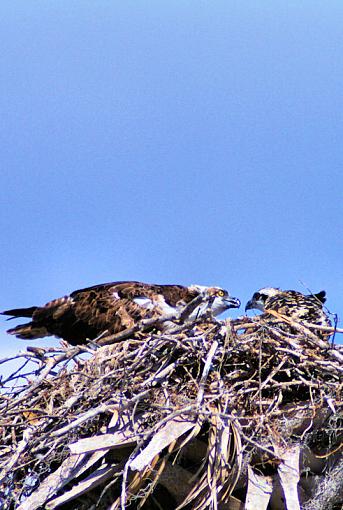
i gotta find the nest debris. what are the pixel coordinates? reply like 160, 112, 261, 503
0, 307, 342, 510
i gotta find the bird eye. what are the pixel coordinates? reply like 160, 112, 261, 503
217, 290, 225, 297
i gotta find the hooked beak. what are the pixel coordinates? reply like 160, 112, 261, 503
224, 297, 241, 309
245, 298, 265, 313
245, 299, 254, 312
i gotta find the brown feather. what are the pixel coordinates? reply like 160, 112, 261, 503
3, 281, 236, 345
246, 288, 331, 340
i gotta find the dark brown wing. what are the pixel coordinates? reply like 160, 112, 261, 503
67, 281, 197, 339
155, 284, 199, 306
69, 283, 152, 339
73, 281, 196, 307
6, 281, 197, 345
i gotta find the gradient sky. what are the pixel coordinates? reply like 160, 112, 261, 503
1, 1, 342, 367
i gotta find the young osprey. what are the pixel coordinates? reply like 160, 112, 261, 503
245, 287, 331, 338
2, 281, 240, 346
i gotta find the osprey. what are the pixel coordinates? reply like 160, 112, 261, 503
245, 287, 331, 338
2, 281, 240, 346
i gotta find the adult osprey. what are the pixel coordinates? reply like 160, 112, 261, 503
245, 287, 331, 338
2, 281, 240, 346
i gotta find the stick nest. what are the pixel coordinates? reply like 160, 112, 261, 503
0, 312, 342, 510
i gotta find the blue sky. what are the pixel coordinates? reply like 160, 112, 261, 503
1, 1, 342, 362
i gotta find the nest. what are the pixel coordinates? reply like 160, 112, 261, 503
0, 309, 342, 510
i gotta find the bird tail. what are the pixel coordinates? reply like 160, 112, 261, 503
2, 306, 38, 319
2, 306, 48, 339
6, 323, 48, 340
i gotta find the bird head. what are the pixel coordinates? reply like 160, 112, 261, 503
245, 287, 280, 313
190, 285, 241, 317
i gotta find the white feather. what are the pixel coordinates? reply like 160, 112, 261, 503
133, 297, 154, 309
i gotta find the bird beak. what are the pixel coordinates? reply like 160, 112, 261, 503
245, 298, 265, 312
224, 297, 241, 309
245, 299, 254, 312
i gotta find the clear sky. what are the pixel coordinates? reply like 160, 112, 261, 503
1, 1, 342, 363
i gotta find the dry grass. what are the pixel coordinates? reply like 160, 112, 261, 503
0, 310, 342, 510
